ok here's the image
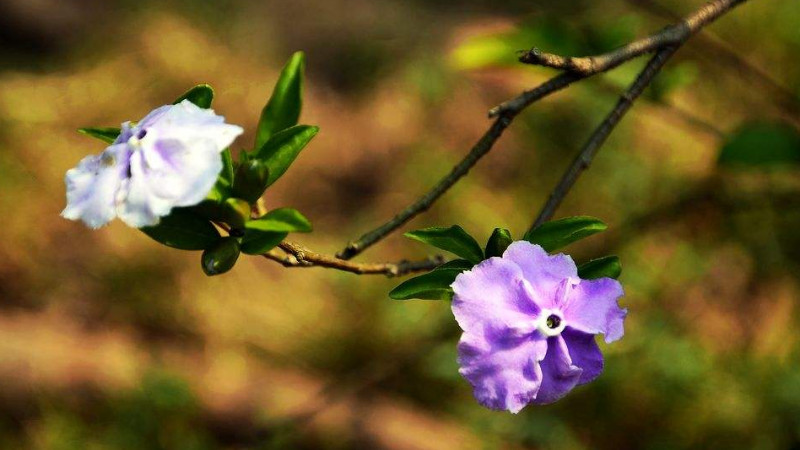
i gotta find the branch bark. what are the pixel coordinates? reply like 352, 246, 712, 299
530, 46, 679, 230
264, 241, 444, 277
338, 0, 748, 261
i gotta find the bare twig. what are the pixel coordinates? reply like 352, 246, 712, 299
495, 0, 748, 118
265, 241, 444, 276
531, 46, 679, 230
625, 0, 800, 120
338, 0, 747, 260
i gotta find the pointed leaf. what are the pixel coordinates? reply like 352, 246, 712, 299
485, 228, 513, 258
404, 225, 484, 264
523, 216, 607, 252
140, 208, 221, 250
255, 51, 305, 148
247, 208, 312, 233
173, 84, 214, 108
578, 256, 622, 280
78, 127, 121, 144
252, 125, 318, 187
389, 267, 467, 300
221, 148, 234, 184
437, 259, 474, 270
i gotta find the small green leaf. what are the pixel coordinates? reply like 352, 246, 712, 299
221, 149, 234, 184
78, 127, 121, 144
240, 229, 287, 255
248, 208, 312, 233
718, 122, 800, 168
578, 256, 622, 280
232, 159, 270, 203
389, 267, 467, 300
255, 51, 305, 149
437, 259, 474, 270
523, 216, 607, 252
201, 237, 240, 276
485, 228, 513, 258
404, 225, 484, 264
173, 84, 214, 108
140, 208, 221, 250
252, 125, 319, 187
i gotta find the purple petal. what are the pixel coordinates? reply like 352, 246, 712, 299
531, 335, 582, 405
562, 277, 627, 343
61, 144, 129, 229
452, 257, 541, 336
502, 241, 579, 309
457, 330, 547, 413
562, 327, 604, 385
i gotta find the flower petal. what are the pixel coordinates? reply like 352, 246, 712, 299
502, 241, 579, 309
117, 138, 224, 228
562, 277, 626, 343
531, 335, 582, 405
61, 144, 129, 229
457, 330, 547, 413
150, 100, 244, 151
452, 257, 541, 336
562, 327, 604, 384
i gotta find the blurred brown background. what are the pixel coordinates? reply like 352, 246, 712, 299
0, 0, 799, 448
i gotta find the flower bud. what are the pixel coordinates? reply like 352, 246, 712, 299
485, 228, 513, 258
232, 159, 270, 204
201, 237, 241, 276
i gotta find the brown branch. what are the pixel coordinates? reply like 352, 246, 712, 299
338, 0, 747, 261
529, 0, 748, 230
264, 241, 444, 277
530, 46, 680, 230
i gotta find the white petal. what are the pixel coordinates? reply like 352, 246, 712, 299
61, 144, 129, 229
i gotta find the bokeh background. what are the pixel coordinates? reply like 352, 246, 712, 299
1, 0, 799, 448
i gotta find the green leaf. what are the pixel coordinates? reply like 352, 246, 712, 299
578, 256, 622, 280
255, 51, 305, 149
252, 125, 319, 187
140, 208, 221, 250
437, 259, 474, 270
201, 237, 240, 276
718, 122, 800, 168
404, 225, 484, 264
389, 267, 467, 300
240, 229, 287, 255
247, 208, 312, 233
523, 216, 607, 252
485, 228, 513, 258
221, 149, 234, 184
78, 127, 121, 144
173, 84, 214, 108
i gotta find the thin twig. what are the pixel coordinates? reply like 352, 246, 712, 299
495, 0, 748, 118
338, 0, 747, 260
531, 47, 680, 230
625, 0, 800, 121
266, 241, 444, 276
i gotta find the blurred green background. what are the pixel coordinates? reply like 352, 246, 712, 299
1, 0, 799, 448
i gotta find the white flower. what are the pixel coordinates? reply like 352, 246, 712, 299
62, 100, 243, 228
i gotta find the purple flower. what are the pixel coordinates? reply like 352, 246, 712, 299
451, 241, 626, 413
62, 100, 243, 229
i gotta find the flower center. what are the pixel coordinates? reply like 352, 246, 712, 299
128, 129, 148, 148
536, 309, 566, 337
